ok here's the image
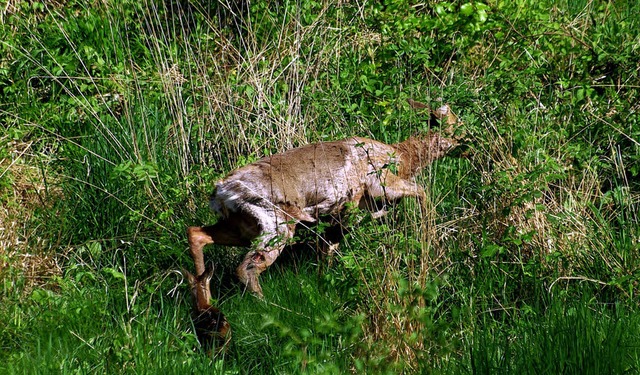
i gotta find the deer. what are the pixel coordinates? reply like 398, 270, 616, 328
184, 266, 231, 354
186, 105, 459, 298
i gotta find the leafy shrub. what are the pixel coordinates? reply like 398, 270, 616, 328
1, 0, 639, 373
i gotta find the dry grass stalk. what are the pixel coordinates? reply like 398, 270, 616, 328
1, 140, 62, 294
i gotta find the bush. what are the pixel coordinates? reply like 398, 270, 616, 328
1, 0, 639, 373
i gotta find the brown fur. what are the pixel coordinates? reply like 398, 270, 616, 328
187, 132, 457, 297
184, 267, 231, 354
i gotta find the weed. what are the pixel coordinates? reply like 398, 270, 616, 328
1, 0, 639, 373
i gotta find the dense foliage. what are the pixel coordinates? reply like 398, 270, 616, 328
1, 0, 639, 373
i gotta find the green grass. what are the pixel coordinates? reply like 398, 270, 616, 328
466, 299, 640, 374
0, 259, 355, 374
1, 0, 639, 373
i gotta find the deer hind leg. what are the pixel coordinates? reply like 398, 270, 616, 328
236, 245, 284, 298
236, 210, 296, 298
187, 215, 257, 276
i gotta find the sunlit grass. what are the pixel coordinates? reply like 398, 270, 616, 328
1, 0, 639, 373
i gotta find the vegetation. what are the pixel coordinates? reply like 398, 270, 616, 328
1, 0, 639, 373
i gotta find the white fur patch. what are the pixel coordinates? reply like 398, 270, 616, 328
209, 179, 286, 245
210, 180, 262, 215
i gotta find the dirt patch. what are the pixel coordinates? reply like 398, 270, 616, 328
0, 140, 62, 294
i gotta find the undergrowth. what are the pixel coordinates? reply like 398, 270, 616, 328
1, 0, 639, 373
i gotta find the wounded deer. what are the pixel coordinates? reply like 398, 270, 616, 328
184, 266, 231, 353
187, 129, 458, 298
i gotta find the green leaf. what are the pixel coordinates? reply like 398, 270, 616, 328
460, 3, 474, 17
102, 267, 125, 280
480, 244, 503, 258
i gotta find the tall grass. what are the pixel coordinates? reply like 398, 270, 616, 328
466, 298, 640, 374
1, 0, 639, 373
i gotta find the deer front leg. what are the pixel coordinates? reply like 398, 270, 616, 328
317, 223, 345, 269
367, 173, 427, 214
382, 176, 427, 203
385, 177, 428, 217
